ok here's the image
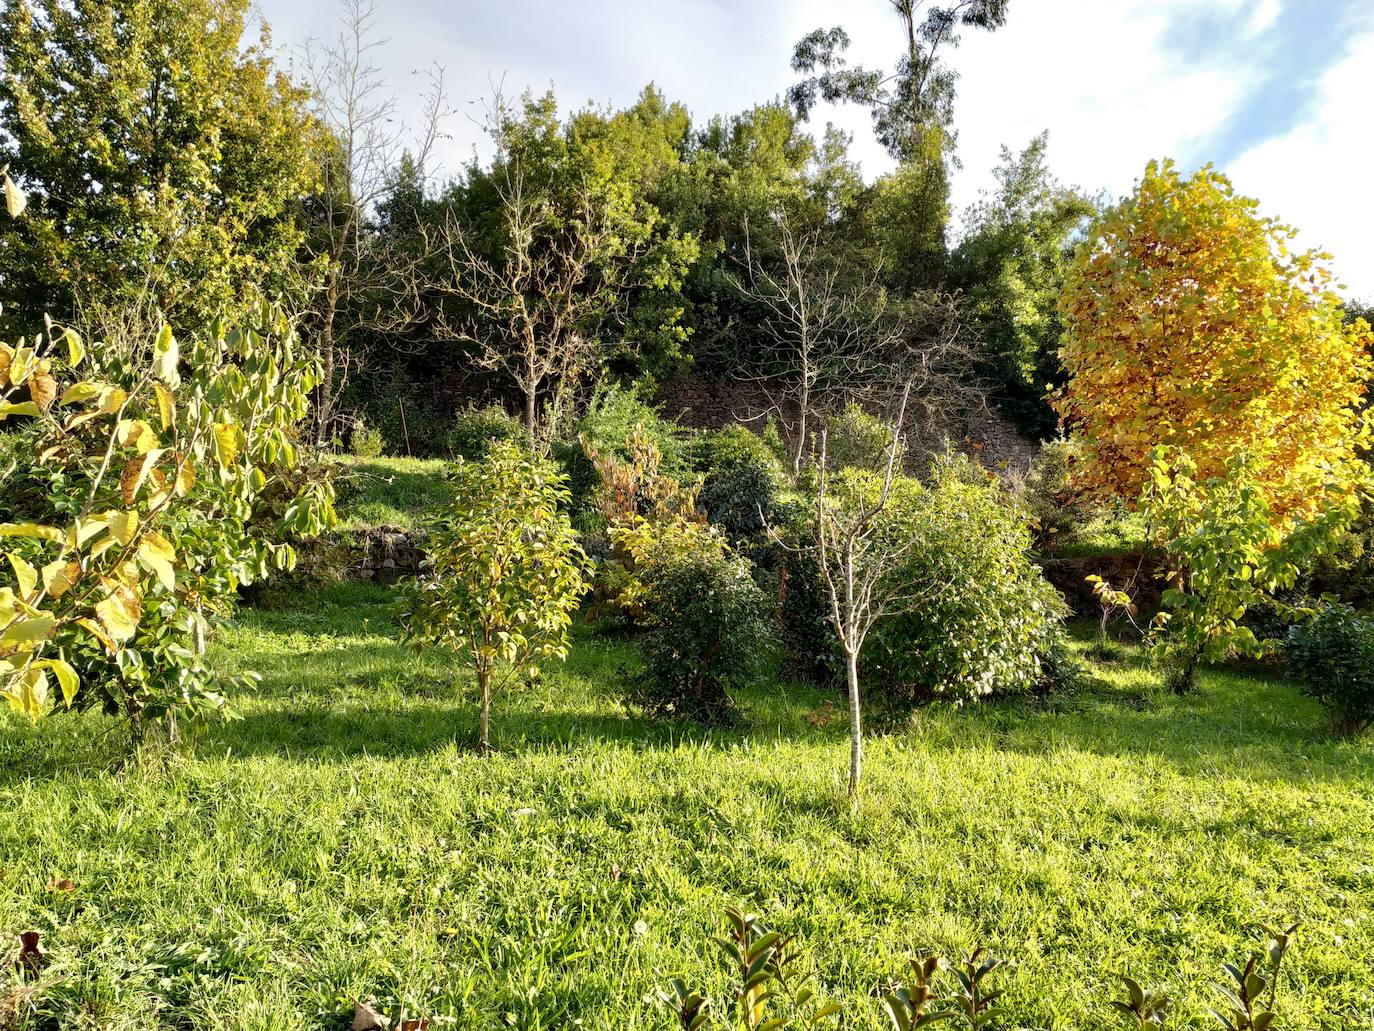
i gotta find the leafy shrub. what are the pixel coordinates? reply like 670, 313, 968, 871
578, 383, 692, 478
865, 454, 1069, 704
1142, 447, 1358, 694
1285, 602, 1374, 735
399, 440, 588, 750
623, 523, 772, 722
445, 402, 527, 460
699, 462, 780, 540
689, 424, 782, 477
1306, 500, 1374, 607
0, 303, 334, 734
561, 384, 694, 524
825, 403, 903, 472
348, 416, 385, 458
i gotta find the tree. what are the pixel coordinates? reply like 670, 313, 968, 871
789, 292, 979, 806
1142, 447, 1359, 694
732, 208, 903, 474
437, 91, 697, 449
399, 440, 587, 751
0, 0, 320, 333
1055, 159, 1374, 527
789, 1, 1011, 286
948, 132, 1094, 436
299, 0, 449, 445
0, 181, 336, 734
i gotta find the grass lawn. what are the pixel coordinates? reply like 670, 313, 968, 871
2, 585, 1373, 1029
328, 456, 453, 532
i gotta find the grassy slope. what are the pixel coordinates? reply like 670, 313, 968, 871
328, 455, 452, 532
2, 585, 1372, 1029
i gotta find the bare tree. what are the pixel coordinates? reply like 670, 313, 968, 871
300, 0, 448, 445
732, 209, 903, 474
791, 292, 982, 808
432, 111, 650, 452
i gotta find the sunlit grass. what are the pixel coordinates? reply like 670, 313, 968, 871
2, 586, 1371, 1029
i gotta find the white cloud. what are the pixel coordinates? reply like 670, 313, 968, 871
1225, 30, 1374, 299
259, 0, 1374, 295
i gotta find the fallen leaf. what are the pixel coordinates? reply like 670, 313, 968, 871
352, 1000, 391, 1031
45, 877, 74, 893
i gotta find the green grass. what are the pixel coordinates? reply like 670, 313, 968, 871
3, 589, 1373, 1029
329, 455, 453, 531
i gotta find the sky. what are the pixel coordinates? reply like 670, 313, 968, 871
259, 0, 1374, 298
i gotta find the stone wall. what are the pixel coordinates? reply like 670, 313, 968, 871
1040, 551, 1161, 618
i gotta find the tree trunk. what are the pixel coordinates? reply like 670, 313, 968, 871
478, 666, 491, 752
523, 385, 537, 445
845, 648, 862, 809
316, 301, 337, 447
793, 383, 809, 475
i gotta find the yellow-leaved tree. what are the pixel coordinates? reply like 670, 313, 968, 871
1054, 159, 1373, 528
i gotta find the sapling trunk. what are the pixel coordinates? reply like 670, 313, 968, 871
846, 649, 862, 807
477, 666, 491, 752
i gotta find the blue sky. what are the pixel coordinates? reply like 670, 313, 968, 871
260, 0, 1374, 297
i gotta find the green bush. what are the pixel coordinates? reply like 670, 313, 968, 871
825, 403, 903, 472
699, 462, 779, 540
562, 384, 695, 526
1285, 602, 1374, 735
688, 424, 782, 476
446, 402, 528, 460
1306, 502, 1374, 607
629, 528, 773, 723
348, 417, 385, 458
866, 454, 1069, 704
577, 383, 692, 477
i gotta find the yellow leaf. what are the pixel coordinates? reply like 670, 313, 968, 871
64, 329, 85, 367
6, 668, 47, 719
41, 559, 80, 599
0, 522, 64, 543
35, 658, 78, 705
2, 615, 56, 648
28, 373, 57, 411
8, 554, 37, 598
174, 458, 196, 497
136, 531, 176, 592
154, 383, 176, 431
153, 324, 180, 387
94, 583, 141, 643
213, 423, 239, 467
105, 510, 139, 546
75, 616, 118, 655
60, 381, 103, 405
119, 448, 166, 504
116, 419, 160, 454
2, 170, 25, 218
0, 401, 42, 420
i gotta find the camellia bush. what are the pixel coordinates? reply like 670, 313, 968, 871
1, 149, 334, 740
865, 453, 1069, 705
399, 440, 588, 751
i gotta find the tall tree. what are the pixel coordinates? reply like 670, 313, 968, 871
0, 0, 319, 332
300, 0, 448, 445
948, 132, 1095, 437
436, 91, 696, 449
1055, 159, 1373, 527
732, 207, 902, 473
789, 1, 1011, 286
